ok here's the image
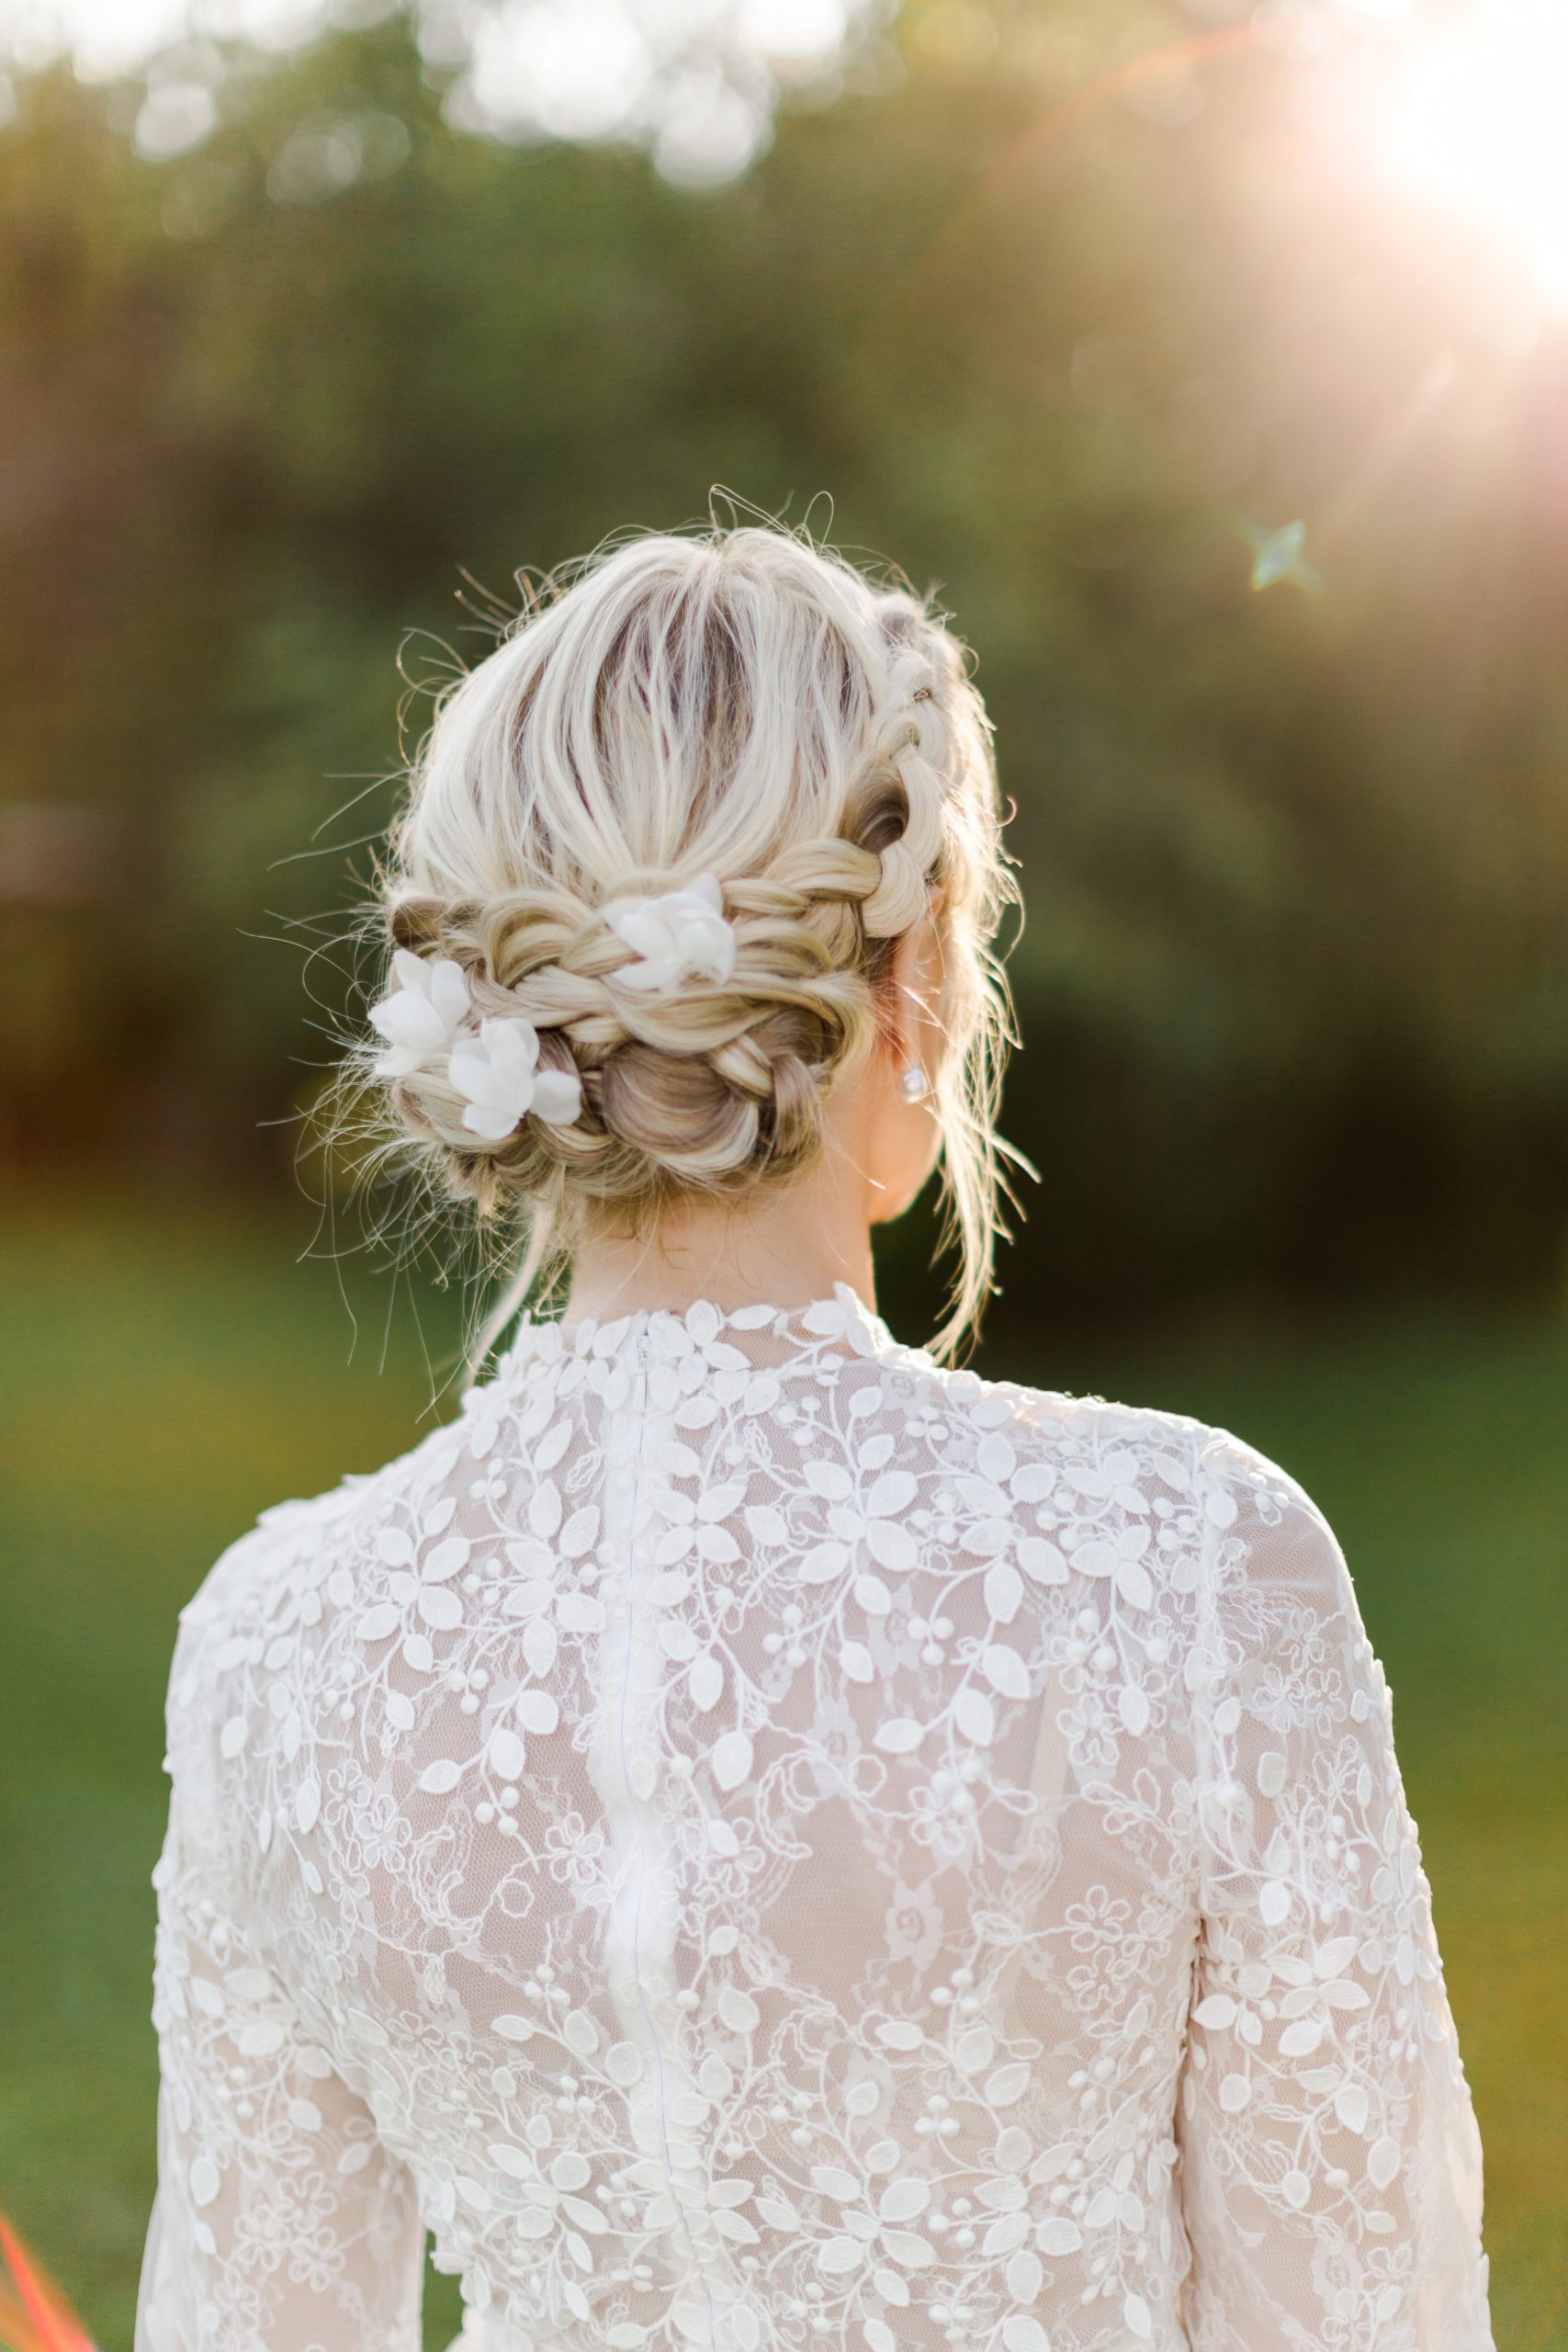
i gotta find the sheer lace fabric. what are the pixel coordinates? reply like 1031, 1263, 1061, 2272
136, 1293, 1492, 2352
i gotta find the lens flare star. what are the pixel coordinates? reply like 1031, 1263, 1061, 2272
1237, 519, 1320, 597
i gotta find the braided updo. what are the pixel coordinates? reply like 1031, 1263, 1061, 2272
355, 523, 1014, 1354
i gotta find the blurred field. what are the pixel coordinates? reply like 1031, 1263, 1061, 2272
0, 1200, 1562, 2351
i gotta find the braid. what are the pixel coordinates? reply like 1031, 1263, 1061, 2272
377, 870, 874, 1207
850, 656, 950, 938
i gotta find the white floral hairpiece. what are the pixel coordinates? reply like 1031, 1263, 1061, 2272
368, 950, 470, 1078
604, 873, 737, 995
448, 1019, 581, 1141
369, 951, 582, 1140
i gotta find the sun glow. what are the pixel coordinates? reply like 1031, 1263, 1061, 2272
1380, 0, 1568, 304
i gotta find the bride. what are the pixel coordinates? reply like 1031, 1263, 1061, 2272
136, 524, 1493, 2350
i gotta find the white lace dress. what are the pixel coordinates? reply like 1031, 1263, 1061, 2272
135, 1292, 1493, 2352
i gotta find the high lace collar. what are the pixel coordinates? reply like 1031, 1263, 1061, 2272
494, 1281, 903, 1372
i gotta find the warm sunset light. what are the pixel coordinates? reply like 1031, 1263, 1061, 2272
1380, 0, 1568, 304
2, 0, 1563, 2339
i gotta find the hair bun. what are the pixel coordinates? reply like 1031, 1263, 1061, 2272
343, 524, 1013, 1355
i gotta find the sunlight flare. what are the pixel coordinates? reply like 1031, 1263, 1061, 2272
1380, 0, 1568, 303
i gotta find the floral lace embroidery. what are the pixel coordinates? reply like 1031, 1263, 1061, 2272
136, 1293, 1492, 2352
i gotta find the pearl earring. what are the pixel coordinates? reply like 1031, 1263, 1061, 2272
899, 1063, 930, 1103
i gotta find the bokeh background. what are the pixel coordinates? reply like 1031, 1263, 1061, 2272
0, 0, 1563, 2344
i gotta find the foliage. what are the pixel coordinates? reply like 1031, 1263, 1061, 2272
0, 3, 1564, 1330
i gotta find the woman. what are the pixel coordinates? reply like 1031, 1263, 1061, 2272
137, 525, 1493, 2350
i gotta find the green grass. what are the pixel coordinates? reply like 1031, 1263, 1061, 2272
1, 1203, 1562, 2350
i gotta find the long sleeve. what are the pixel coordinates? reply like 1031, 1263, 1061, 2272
1176, 1434, 1493, 2351
135, 1695, 425, 2352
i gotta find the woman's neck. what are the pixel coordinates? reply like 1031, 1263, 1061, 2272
562, 1146, 876, 1329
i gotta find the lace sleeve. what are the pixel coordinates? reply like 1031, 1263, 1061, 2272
135, 1713, 425, 2351
1176, 1437, 1493, 2350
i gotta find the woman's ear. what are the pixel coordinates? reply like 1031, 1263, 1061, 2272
887, 892, 946, 1065
861, 892, 948, 1224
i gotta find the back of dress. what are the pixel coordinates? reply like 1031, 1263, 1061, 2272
137, 1294, 1492, 2352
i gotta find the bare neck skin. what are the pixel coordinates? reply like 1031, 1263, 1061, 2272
562, 1102, 884, 1329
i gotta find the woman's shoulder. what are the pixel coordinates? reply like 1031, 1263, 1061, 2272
900, 1354, 1339, 1563
898, 1351, 1239, 1496
170, 1404, 476, 1688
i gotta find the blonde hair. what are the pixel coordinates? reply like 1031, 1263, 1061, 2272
353, 521, 1016, 1358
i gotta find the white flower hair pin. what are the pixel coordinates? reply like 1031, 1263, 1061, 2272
368, 950, 470, 1078
448, 1019, 581, 1141
369, 951, 581, 1140
604, 873, 737, 994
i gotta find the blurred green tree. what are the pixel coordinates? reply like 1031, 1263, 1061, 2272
0, 1, 1563, 1330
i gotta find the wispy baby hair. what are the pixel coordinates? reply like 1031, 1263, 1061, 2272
355, 518, 1016, 1357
